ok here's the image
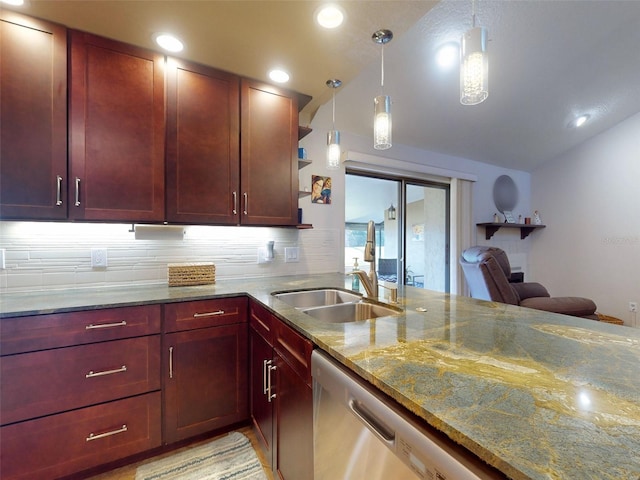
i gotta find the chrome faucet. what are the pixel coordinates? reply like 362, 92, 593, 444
348, 220, 378, 299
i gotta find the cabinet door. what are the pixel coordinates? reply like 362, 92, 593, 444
69, 31, 165, 222
250, 328, 274, 465
273, 353, 314, 480
164, 324, 248, 444
240, 79, 298, 226
166, 60, 240, 224
0, 12, 67, 220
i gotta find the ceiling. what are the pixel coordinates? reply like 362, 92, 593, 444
7, 0, 640, 172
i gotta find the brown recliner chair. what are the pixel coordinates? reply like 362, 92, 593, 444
460, 246, 598, 319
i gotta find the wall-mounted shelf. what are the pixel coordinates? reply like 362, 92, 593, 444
296, 223, 313, 229
298, 191, 311, 198
298, 158, 312, 169
298, 126, 312, 140
477, 222, 546, 240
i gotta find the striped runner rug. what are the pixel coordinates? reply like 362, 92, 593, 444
135, 432, 267, 480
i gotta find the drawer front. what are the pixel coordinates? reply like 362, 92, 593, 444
249, 299, 274, 346
1, 336, 160, 425
274, 320, 313, 386
0, 392, 161, 480
0, 305, 161, 355
164, 297, 247, 332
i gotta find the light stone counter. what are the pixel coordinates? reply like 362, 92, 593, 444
2, 273, 639, 479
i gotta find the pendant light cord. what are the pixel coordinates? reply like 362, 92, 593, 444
331, 89, 336, 128
471, 0, 477, 27
380, 45, 385, 90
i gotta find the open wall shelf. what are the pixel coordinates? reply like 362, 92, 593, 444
477, 222, 546, 240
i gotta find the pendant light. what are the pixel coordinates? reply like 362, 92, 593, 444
372, 29, 393, 150
326, 79, 342, 169
460, 0, 488, 105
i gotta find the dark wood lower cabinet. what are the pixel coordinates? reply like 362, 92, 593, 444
249, 300, 313, 480
273, 353, 314, 480
0, 392, 161, 480
163, 323, 249, 444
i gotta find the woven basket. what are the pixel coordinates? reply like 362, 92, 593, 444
168, 263, 216, 287
597, 313, 624, 325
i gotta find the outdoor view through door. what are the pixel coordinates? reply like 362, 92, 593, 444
345, 173, 450, 293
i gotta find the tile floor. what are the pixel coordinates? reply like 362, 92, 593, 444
86, 426, 274, 480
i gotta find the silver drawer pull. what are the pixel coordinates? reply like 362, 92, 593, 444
86, 424, 127, 442
85, 320, 127, 330
193, 310, 225, 318
56, 175, 63, 206
86, 365, 127, 378
74, 177, 81, 206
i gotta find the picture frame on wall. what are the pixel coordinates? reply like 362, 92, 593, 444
503, 211, 517, 223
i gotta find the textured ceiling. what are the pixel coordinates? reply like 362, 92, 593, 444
7, 0, 640, 172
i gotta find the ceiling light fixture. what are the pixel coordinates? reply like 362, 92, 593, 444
1, 0, 26, 5
460, 0, 488, 105
268, 69, 290, 83
326, 79, 342, 170
316, 4, 345, 29
372, 29, 393, 150
570, 114, 590, 128
153, 33, 184, 53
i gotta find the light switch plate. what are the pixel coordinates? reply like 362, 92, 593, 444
285, 247, 299, 263
0, 248, 5, 269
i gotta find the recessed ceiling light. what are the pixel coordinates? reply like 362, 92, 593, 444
569, 114, 590, 128
269, 69, 290, 83
153, 33, 184, 53
316, 4, 345, 29
1, 0, 26, 5
436, 43, 459, 69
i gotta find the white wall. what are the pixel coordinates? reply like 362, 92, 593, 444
531, 112, 640, 325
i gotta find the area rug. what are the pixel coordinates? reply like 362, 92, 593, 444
135, 432, 268, 480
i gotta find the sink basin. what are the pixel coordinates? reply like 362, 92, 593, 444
273, 289, 362, 308
302, 302, 401, 323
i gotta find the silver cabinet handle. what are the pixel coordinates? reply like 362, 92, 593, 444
262, 359, 269, 395
74, 177, 81, 206
267, 362, 277, 402
169, 346, 174, 379
56, 175, 63, 206
193, 310, 225, 318
86, 424, 127, 442
243, 192, 248, 215
85, 365, 127, 378
85, 320, 127, 330
232, 191, 238, 215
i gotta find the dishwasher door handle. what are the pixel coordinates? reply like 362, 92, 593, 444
348, 398, 395, 446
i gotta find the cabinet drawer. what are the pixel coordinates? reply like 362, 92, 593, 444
0, 305, 161, 355
274, 320, 313, 386
164, 297, 247, 332
249, 300, 274, 346
0, 392, 161, 480
1, 336, 160, 425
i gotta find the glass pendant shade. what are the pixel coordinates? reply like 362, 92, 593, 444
374, 95, 392, 150
460, 26, 488, 105
326, 130, 341, 169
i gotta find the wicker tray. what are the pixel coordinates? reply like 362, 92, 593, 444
597, 313, 624, 325
168, 263, 216, 287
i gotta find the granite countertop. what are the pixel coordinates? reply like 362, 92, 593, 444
2, 273, 639, 480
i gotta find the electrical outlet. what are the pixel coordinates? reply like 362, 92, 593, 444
91, 248, 108, 268
285, 247, 299, 263
629, 302, 638, 313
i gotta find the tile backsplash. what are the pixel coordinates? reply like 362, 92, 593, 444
0, 222, 340, 293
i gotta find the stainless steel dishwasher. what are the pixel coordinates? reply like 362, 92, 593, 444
312, 350, 503, 479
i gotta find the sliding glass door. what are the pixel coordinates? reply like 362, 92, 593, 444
345, 172, 450, 293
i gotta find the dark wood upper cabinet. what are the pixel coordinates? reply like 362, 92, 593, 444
69, 31, 165, 222
0, 12, 67, 220
240, 79, 299, 226
166, 60, 240, 224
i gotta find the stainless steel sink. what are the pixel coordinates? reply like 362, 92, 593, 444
273, 289, 362, 308
302, 301, 401, 323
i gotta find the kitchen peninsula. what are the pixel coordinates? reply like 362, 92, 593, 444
2, 273, 639, 480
